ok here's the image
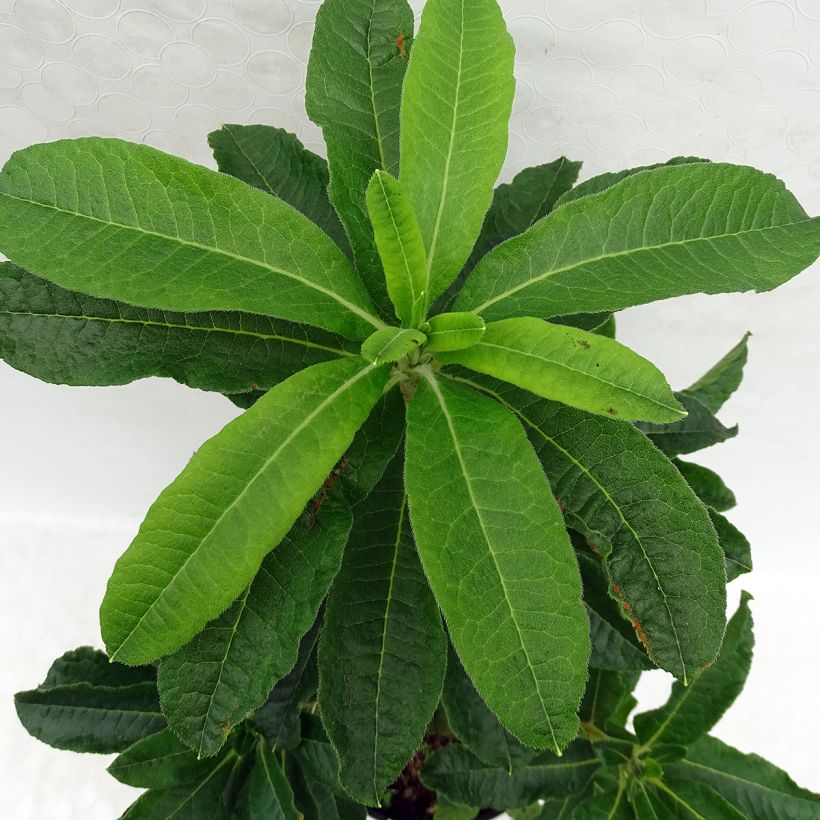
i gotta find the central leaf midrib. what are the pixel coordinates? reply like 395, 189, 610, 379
112, 362, 379, 659
425, 372, 560, 752
472, 217, 816, 315
0, 191, 383, 331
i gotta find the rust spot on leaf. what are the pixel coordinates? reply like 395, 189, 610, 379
308, 455, 349, 526
397, 33, 407, 57
612, 583, 650, 649
607, 407, 619, 415
578, 339, 591, 350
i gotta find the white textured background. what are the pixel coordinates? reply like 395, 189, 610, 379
1, 0, 819, 817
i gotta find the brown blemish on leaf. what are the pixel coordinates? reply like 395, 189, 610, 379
308, 455, 349, 526
607, 407, 618, 415
612, 583, 650, 649
578, 339, 591, 350
397, 33, 407, 57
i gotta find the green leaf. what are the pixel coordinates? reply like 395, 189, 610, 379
292, 714, 342, 790
367, 170, 428, 326
400, 0, 515, 302
319, 455, 447, 804
436, 796, 478, 820
208, 124, 350, 255
422, 312, 486, 353
580, 669, 640, 733
286, 754, 350, 820
572, 788, 632, 819
648, 779, 746, 819
634, 593, 754, 749
100, 357, 387, 665
120, 750, 238, 819
710, 510, 752, 581
449, 374, 727, 682
405, 373, 590, 751
455, 163, 820, 321
0, 263, 357, 394
108, 729, 218, 789
439, 318, 684, 422
552, 312, 615, 336
668, 736, 820, 818
420, 743, 599, 809
340, 390, 406, 507
360, 326, 426, 364
41, 647, 155, 689
0, 138, 382, 340
637, 393, 737, 457
15, 680, 164, 754
672, 459, 736, 512
681, 334, 750, 414
306, 0, 414, 316
555, 157, 709, 208
442, 643, 536, 773
250, 620, 320, 751
248, 743, 300, 820
157, 497, 352, 757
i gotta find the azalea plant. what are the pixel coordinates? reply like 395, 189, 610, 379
3, 0, 819, 817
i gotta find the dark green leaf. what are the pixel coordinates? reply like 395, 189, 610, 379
0, 138, 382, 340
306, 0, 414, 316
157, 497, 352, 757
442, 643, 536, 773
42, 647, 155, 689
672, 459, 736, 512
209, 124, 349, 255
637, 393, 737, 457
405, 374, 590, 751
0, 263, 356, 394
319, 455, 447, 804
286, 754, 345, 820
292, 714, 341, 790
108, 729, 218, 789
420, 743, 599, 809
668, 735, 820, 819
710, 510, 752, 582
248, 743, 300, 820
452, 375, 727, 683
580, 669, 640, 732
634, 593, 754, 748
101, 358, 386, 665
648, 779, 746, 819
682, 334, 750, 414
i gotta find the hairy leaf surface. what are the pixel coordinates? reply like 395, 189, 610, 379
0, 263, 356, 393
450, 375, 727, 682
420, 743, 599, 809
319, 456, 446, 804
367, 170, 428, 326
405, 374, 589, 751
673, 459, 736, 512
0, 138, 381, 339
401, 0, 515, 302
101, 358, 387, 665
711, 510, 753, 581
635, 593, 753, 748
158, 498, 351, 757
440, 318, 684, 422
306, 0, 414, 315
423, 312, 486, 353
248, 743, 300, 820
209, 124, 349, 254
682, 334, 750, 414
455, 163, 820, 321
360, 326, 426, 364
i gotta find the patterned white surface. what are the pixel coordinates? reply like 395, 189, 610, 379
0, 1, 819, 817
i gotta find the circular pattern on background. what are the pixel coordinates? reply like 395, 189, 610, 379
562, 85, 619, 127
508, 16, 555, 64
583, 20, 645, 67
131, 64, 187, 108
160, 41, 217, 88
544, 0, 609, 31
611, 64, 666, 108
97, 92, 150, 132
287, 21, 315, 64
0, 25, 43, 70
21, 82, 75, 121
73, 34, 131, 80
233, 0, 293, 35
117, 10, 175, 60
202, 71, 254, 112
534, 57, 592, 100
727, 1, 796, 53
247, 50, 301, 95
12, 0, 75, 44
665, 36, 726, 82
642, 0, 707, 39
701, 69, 763, 114
61, 0, 119, 18
41, 61, 97, 105
727, 106, 788, 148
192, 18, 249, 65
149, 0, 206, 23
0, 105, 48, 142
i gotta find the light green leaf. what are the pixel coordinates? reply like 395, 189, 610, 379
439, 318, 684, 422
248, 742, 300, 820
208, 124, 350, 255
401, 0, 515, 302
682, 334, 750, 414
100, 357, 388, 665
0, 138, 382, 340
710, 509, 753, 582
422, 312, 486, 353
120, 750, 238, 819
637, 393, 737, 457
366, 170, 428, 325
649, 779, 746, 819
668, 736, 820, 819
449, 375, 727, 682
455, 163, 820, 321
420, 743, 599, 809
555, 157, 709, 208
306, 0, 414, 316
634, 593, 754, 749
0, 263, 356, 394
405, 373, 590, 751
339, 390, 406, 507
250, 621, 320, 751
15, 651, 164, 754
157, 497, 352, 757
360, 326, 426, 364
442, 643, 536, 773
319, 455, 446, 805
108, 729, 217, 789
672, 459, 736, 512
